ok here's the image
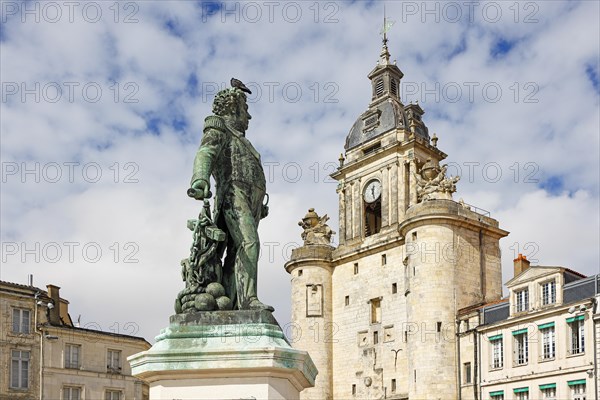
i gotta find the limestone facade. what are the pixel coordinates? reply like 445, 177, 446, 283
285, 38, 508, 400
458, 265, 599, 400
0, 280, 150, 400
285, 36, 599, 400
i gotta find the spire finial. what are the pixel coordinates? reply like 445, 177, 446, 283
379, 6, 394, 65
383, 5, 388, 46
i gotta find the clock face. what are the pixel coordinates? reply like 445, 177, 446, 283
363, 180, 382, 203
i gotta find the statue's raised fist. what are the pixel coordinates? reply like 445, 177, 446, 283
187, 180, 211, 200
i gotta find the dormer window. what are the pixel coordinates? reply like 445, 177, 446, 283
541, 280, 556, 305
515, 288, 529, 313
365, 116, 377, 126
362, 110, 381, 133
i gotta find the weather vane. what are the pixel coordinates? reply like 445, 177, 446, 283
380, 5, 395, 44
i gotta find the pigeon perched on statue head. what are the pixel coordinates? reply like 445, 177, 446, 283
230, 78, 252, 94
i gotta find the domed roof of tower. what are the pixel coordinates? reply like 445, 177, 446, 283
345, 100, 405, 150
344, 31, 430, 150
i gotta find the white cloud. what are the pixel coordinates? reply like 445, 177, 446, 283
497, 189, 600, 283
1, 1, 598, 342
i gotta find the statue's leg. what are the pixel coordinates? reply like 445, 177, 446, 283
222, 184, 261, 309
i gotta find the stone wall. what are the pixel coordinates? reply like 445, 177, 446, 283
287, 245, 334, 400
42, 325, 150, 400
399, 200, 507, 400
331, 246, 408, 399
0, 288, 42, 400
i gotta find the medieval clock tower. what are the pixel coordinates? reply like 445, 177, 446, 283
286, 34, 508, 400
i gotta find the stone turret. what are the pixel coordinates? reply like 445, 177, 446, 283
285, 209, 335, 400
399, 200, 507, 398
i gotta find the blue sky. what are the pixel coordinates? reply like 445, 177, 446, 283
1, 0, 599, 342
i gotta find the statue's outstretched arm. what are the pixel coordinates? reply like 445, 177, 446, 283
191, 122, 227, 188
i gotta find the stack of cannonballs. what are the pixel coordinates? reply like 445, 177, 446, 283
176, 282, 233, 313
194, 282, 233, 311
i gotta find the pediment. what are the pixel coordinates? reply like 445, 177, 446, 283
506, 266, 563, 287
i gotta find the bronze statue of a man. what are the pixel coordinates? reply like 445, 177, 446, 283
189, 84, 273, 312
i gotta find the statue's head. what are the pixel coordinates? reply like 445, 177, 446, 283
213, 88, 251, 132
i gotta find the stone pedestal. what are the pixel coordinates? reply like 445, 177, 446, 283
128, 310, 317, 400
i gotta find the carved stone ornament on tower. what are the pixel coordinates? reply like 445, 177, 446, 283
298, 208, 336, 245
414, 158, 460, 202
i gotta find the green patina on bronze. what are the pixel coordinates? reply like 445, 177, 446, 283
128, 309, 318, 386
175, 80, 273, 314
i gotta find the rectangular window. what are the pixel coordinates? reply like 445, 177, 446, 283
490, 394, 504, 400
491, 337, 503, 369
391, 379, 396, 393
106, 390, 122, 400
516, 289, 529, 312
63, 386, 81, 400
541, 387, 556, 400
12, 308, 30, 334
354, 263, 359, 274
569, 319, 585, 355
541, 280, 556, 305
352, 384, 356, 396
10, 350, 29, 389
541, 327, 556, 360
345, 296, 350, 306
464, 362, 472, 384
515, 392, 529, 400
514, 332, 528, 365
381, 254, 387, 265
107, 350, 121, 372
65, 344, 81, 369
571, 384, 585, 400
392, 283, 397, 294
373, 331, 379, 344
371, 298, 381, 324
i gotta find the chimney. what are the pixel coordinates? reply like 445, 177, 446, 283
46, 284, 61, 326
513, 253, 530, 277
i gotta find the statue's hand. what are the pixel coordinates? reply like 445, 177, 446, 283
188, 180, 211, 200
